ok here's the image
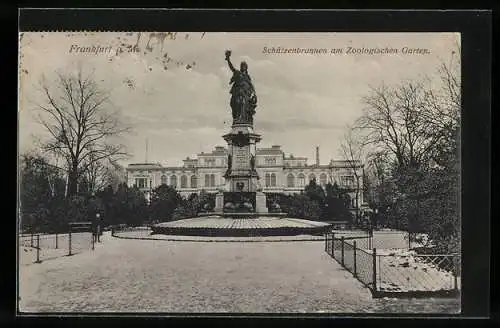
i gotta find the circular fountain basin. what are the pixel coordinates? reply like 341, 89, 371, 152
150, 216, 332, 237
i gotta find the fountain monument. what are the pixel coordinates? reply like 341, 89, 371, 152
213, 50, 268, 216
149, 51, 332, 236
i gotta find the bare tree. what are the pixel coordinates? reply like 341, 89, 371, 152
354, 44, 461, 242
356, 42, 460, 169
35, 66, 130, 197
83, 154, 126, 194
356, 80, 445, 174
339, 125, 365, 223
429, 43, 461, 123
423, 45, 461, 168
81, 153, 108, 194
356, 43, 460, 174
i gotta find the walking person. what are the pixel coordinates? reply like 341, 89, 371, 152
91, 216, 98, 243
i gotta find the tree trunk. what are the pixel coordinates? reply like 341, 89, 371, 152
355, 190, 359, 225
355, 177, 360, 226
67, 164, 79, 197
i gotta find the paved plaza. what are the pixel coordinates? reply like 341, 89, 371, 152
19, 232, 460, 313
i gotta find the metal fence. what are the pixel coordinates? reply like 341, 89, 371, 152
324, 232, 460, 297
19, 224, 97, 265
376, 253, 460, 293
332, 229, 430, 250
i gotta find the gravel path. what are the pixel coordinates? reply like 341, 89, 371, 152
18, 232, 460, 313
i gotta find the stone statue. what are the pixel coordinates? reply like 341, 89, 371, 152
250, 154, 256, 171
225, 50, 257, 124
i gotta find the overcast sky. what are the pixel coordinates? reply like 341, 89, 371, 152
19, 32, 459, 167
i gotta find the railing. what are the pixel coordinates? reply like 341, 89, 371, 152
324, 232, 460, 297
19, 225, 98, 265
376, 253, 460, 293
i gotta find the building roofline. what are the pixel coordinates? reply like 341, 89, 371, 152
129, 168, 197, 171
197, 152, 227, 156
128, 163, 162, 166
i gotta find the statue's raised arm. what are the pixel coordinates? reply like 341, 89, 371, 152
224, 50, 258, 125
225, 50, 236, 73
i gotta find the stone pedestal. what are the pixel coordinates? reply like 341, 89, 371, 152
220, 123, 268, 215
215, 192, 224, 213
255, 192, 268, 214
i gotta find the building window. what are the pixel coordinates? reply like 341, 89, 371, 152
180, 175, 187, 188
341, 175, 355, 187
265, 158, 277, 165
265, 173, 271, 187
170, 175, 177, 188
205, 158, 216, 167
271, 173, 277, 187
319, 173, 327, 186
287, 174, 295, 187
205, 174, 210, 187
210, 174, 216, 187
298, 173, 306, 187
161, 175, 167, 185
135, 178, 147, 189
308, 174, 316, 184
191, 175, 197, 188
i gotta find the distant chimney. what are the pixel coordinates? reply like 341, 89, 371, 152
316, 146, 320, 166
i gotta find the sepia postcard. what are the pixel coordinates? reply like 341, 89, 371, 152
18, 30, 465, 315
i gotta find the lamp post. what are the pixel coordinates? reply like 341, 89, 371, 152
149, 178, 153, 204
148, 178, 153, 224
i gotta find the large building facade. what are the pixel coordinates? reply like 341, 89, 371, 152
126, 145, 365, 211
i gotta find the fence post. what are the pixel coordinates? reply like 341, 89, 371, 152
35, 234, 41, 263
30, 233, 34, 248
92, 229, 95, 250
353, 240, 357, 277
453, 255, 458, 291
331, 232, 335, 257
372, 248, 377, 292
55, 232, 58, 249
68, 229, 72, 256
341, 236, 345, 266
324, 233, 327, 252
369, 228, 373, 249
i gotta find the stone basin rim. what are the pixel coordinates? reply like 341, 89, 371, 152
149, 217, 332, 237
